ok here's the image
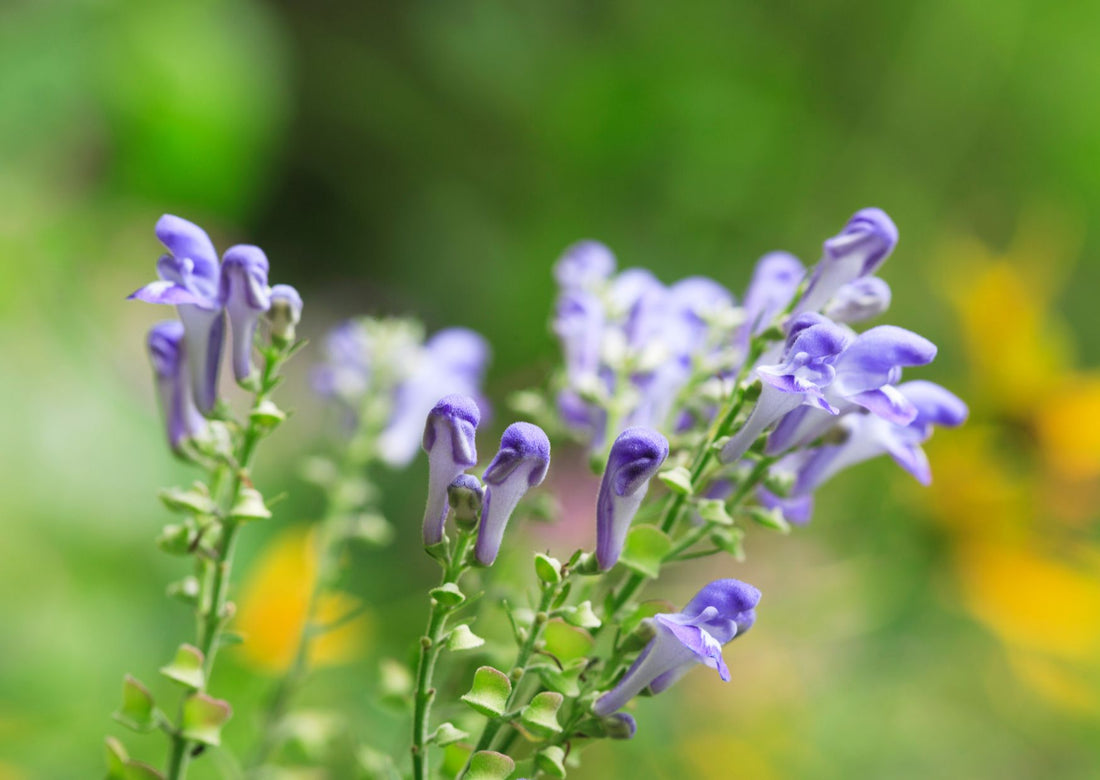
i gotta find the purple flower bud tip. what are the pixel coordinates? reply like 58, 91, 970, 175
475, 422, 551, 565
824, 277, 891, 323
555, 240, 616, 289
593, 579, 760, 716
268, 284, 303, 343
824, 207, 899, 276
903, 380, 968, 429
596, 427, 670, 570
270, 284, 302, 311
147, 321, 206, 451
220, 245, 272, 382
421, 394, 482, 546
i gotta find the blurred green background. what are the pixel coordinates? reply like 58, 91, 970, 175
2, 0, 1098, 777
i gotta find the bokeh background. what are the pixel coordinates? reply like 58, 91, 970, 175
2, 1, 1098, 777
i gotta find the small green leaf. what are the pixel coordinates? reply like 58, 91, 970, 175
122, 761, 164, 780
229, 487, 271, 521
542, 620, 593, 663
155, 523, 196, 556
465, 750, 515, 780
159, 483, 215, 515
159, 644, 205, 690
533, 553, 562, 585
431, 721, 469, 747
657, 466, 694, 496
430, 582, 466, 609
695, 498, 734, 527
104, 736, 128, 777
447, 624, 486, 652
746, 506, 791, 534
535, 657, 587, 697
710, 526, 746, 561
519, 691, 563, 737
249, 399, 286, 427
166, 576, 200, 605
460, 666, 512, 717
180, 693, 232, 746
536, 745, 567, 778
762, 469, 794, 497
563, 600, 601, 629
619, 526, 673, 579
113, 675, 155, 732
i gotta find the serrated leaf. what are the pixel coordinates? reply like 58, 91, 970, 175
465, 750, 515, 780
460, 666, 512, 718
657, 466, 694, 495
619, 525, 673, 578
113, 675, 155, 732
180, 693, 232, 746
430, 582, 466, 608
447, 624, 485, 652
519, 691, 563, 737
159, 644, 205, 690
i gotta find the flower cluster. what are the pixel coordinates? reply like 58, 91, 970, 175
312, 319, 490, 467
131, 214, 302, 449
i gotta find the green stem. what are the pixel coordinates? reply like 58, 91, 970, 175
412, 531, 474, 780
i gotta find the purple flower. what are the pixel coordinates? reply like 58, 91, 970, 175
767, 325, 937, 453
475, 423, 551, 566
553, 290, 605, 383
795, 208, 898, 316
378, 328, 491, 467
146, 321, 207, 451
758, 485, 814, 526
793, 380, 968, 494
421, 395, 481, 546
823, 277, 891, 324
739, 251, 805, 343
595, 428, 670, 570
592, 579, 760, 716
219, 245, 271, 382
554, 240, 616, 290
719, 315, 852, 464
130, 215, 226, 413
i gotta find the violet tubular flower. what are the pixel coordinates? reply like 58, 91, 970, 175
475, 422, 551, 566
595, 428, 670, 571
219, 245, 272, 383
554, 240, 616, 290
823, 276, 892, 324
130, 215, 226, 414
793, 379, 969, 495
767, 324, 937, 454
739, 251, 805, 344
592, 579, 760, 717
794, 208, 898, 316
147, 321, 207, 452
719, 314, 852, 464
421, 395, 481, 546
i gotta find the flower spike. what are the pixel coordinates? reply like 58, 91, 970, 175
595, 428, 670, 570
220, 245, 272, 383
475, 423, 551, 566
592, 579, 760, 717
147, 321, 207, 452
421, 395, 482, 546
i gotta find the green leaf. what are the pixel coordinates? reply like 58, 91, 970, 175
166, 576, 200, 605
465, 750, 515, 780
536, 745, 567, 778
535, 657, 587, 697
431, 721, 469, 747
695, 498, 734, 526
180, 693, 232, 746
249, 399, 286, 427
113, 675, 155, 732
158, 483, 215, 515
159, 644, 205, 690
430, 582, 466, 609
447, 624, 486, 652
563, 600, 601, 630
542, 620, 593, 663
710, 526, 746, 561
519, 691, 563, 737
229, 487, 271, 521
155, 523, 196, 556
746, 506, 791, 534
657, 466, 694, 495
460, 666, 512, 718
104, 737, 128, 777
619, 526, 673, 578
122, 762, 164, 780
620, 600, 671, 638
533, 553, 562, 585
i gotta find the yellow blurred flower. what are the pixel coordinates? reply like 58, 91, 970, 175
235, 527, 370, 673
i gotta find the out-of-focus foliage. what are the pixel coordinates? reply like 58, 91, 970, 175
0, 0, 1097, 777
